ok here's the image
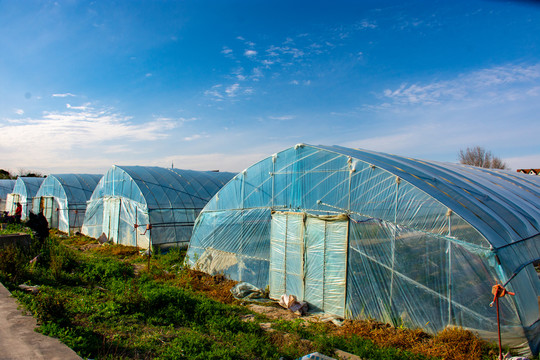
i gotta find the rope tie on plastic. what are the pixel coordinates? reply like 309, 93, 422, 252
489, 283, 515, 360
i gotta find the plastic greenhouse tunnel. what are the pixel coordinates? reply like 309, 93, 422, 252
81, 165, 235, 249
32, 174, 103, 233
0, 179, 16, 212
186, 144, 540, 357
6, 177, 44, 220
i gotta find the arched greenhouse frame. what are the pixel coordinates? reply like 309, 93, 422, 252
186, 144, 540, 356
82, 166, 234, 249
32, 174, 102, 233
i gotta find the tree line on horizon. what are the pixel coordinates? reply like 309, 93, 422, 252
0, 169, 44, 180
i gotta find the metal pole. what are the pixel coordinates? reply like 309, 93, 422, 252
496, 296, 502, 360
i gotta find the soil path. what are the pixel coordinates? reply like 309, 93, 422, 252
0, 282, 81, 360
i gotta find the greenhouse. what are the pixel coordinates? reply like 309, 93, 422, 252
186, 144, 540, 356
6, 177, 44, 220
81, 166, 234, 249
32, 174, 103, 233
0, 179, 15, 212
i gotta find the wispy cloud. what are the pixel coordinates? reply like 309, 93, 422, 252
344, 64, 540, 170
204, 83, 254, 101
381, 63, 540, 106
0, 104, 177, 170
52, 93, 76, 98
244, 49, 257, 57
183, 133, 210, 141
214, 20, 376, 104
225, 83, 240, 96
14, 109, 24, 115
66, 103, 91, 110
204, 85, 225, 101
268, 115, 295, 121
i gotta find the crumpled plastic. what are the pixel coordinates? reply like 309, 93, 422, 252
230, 282, 270, 302
279, 294, 308, 315
296, 352, 336, 360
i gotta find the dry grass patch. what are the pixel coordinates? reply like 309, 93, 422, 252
335, 319, 498, 360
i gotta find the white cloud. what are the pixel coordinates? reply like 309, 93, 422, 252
225, 83, 240, 97
252, 67, 263, 79
204, 83, 251, 101
204, 84, 225, 101
269, 115, 295, 121
382, 63, 540, 106
145, 73, 152, 77
0, 104, 177, 171
52, 93, 76, 98
356, 20, 377, 29
14, 109, 24, 115
184, 134, 203, 141
244, 49, 257, 57
66, 102, 91, 111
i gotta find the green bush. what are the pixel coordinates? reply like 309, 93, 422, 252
0, 244, 28, 281
81, 257, 134, 284
39, 322, 102, 358
158, 330, 244, 360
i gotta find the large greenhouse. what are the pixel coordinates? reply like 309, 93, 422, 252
186, 144, 540, 356
6, 177, 44, 220
32, 174, 103, 233
0, 179, 15, 212
81, 166, 234, 249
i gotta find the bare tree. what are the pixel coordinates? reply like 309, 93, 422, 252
458, 146, 508, 169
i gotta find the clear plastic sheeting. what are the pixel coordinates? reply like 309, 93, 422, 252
186, 144, 540, 356
32, 174, 102, 233
269, 212, 348, 317
6, 177, 44, 220
0, 179, 15, 212
81, 166, 234, 248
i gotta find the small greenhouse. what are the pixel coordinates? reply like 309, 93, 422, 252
186, 144, 540, 356
0, 179, 16, 212
6, 177, 44, 220
32, 174, 103, 233
81, 166, 234, 249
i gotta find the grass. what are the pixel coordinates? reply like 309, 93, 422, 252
0, 227, 528, 360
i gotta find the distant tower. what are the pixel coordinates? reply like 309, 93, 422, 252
171, 161, 174, 169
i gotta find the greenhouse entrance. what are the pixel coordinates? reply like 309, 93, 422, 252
102, 197, 121, 243
38, 196, 58, 229
269, 211, 348, 317
5, 193, 20, 215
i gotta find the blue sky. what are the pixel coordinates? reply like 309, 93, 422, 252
1, 0, 540, 174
